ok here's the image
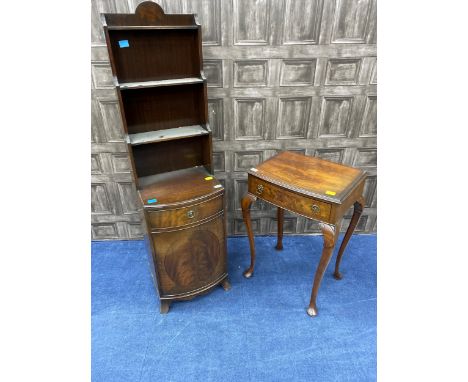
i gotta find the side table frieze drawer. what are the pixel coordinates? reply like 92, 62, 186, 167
248, 176, 332, 222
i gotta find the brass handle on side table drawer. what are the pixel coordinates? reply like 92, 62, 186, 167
311, 204, 320, 214
187, 210, 195, 219
256, 184, 264, 195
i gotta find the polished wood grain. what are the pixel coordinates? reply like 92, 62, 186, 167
138, 166, 222, 207
92, 1, 378, 241
249, 176, 332, 222
103, 2, 228, 313
163, 229, 220, 288
241, 151, 366, 317
249, 151, 366, 204
152, 213, 226, 297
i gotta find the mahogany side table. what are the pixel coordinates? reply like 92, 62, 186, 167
241, 151, 367, 317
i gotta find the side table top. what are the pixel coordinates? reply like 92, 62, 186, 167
248, 151, 366, 204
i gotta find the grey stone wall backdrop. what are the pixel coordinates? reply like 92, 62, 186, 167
91, 0, 377, 240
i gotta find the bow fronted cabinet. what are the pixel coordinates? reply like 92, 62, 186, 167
102, 1, 230, 313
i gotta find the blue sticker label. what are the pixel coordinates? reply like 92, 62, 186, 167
147, 198, 157, 204
119, 40, 129, 48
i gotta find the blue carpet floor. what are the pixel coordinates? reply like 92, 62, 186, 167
92, 234, 376, 382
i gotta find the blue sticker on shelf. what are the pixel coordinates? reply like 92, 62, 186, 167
147, 198, 157, 204
119, 40, 130, 48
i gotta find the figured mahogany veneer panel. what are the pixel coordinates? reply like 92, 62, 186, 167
138, 166, 222, 207
249, 176, 331, 222
148, 194, 223, 229
152, 214, 226, 297
250, 151, 365, 204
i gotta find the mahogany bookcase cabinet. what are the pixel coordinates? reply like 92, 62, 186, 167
102, 1, 230, 314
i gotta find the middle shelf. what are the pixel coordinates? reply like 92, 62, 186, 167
117, 77, 204, 90
127, 124, 209, 146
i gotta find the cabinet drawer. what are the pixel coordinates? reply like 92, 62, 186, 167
147, 195, 223, 229
249, 177, 331, 222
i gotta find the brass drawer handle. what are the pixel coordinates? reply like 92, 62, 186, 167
311, 204, 320, 214
256, 184, 264, 195
187, 210, 195, 219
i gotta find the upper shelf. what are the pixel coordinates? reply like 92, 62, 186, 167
117, 77, 204, 90
127, 125, 209, 146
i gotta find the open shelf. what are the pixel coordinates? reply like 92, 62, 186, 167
127, 125, 208, 145
107, 29, 201, 83
103, 1, 212, 182
117, 77, 204, 90
121, 83, 205, 134
131, 134, 211, 178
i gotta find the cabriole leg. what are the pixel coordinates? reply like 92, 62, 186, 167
333, 196, 365, 280
307, 223, 339, 317
241, 193, 257, 278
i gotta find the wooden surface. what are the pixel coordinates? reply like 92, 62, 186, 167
102, 2, 229, 312
249, 151, 366, 204
107, 29, 201, 83
249, 176, 332, 221
241, 152, 366, 316
138, 166, 222, 207
102, 1, 195, 27
150, 213, 227, 297
91, 0, 377, 240
103, 2, 200, 83
132, 135, 210, 178
147, 194, 223, 228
